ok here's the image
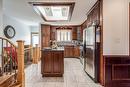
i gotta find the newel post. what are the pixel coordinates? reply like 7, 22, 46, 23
17, 40, 25, 87
36, 44, 40, 61
33, 44, 39, 64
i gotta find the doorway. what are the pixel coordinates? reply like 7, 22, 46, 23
31, 32, 39, 47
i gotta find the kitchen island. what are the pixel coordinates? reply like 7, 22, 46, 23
41, 47, 64, 77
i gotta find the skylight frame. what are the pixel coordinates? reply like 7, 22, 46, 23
29, 2, 75, 22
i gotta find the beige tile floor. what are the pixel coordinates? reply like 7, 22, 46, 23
25, 58, 102, 87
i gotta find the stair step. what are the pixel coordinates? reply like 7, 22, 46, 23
0, 73, 15, 87
8, 82, 22, 87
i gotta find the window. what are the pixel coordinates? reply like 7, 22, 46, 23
56, 30, 72, 41
31, 33, 39, 47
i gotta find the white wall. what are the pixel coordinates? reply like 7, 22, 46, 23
0, 0, 3, 36
3, 14, 31, 45
30, 26, 39, 33
103, 0, 129, 55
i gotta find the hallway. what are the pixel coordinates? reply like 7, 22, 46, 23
25, 58, 102, 87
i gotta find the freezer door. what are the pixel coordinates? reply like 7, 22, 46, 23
85, 47, 95, 78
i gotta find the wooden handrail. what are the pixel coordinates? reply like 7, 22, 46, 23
0, 37, 17, 47
0, 37, 25, 87
0, 37, 17, 48
0, 36, 19, 86
24, 47, 33, 51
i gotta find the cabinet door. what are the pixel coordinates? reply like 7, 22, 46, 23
69, 47, 74, 57
43, 51, 52, 73
64, 47, 70, 57
72, 27, 77, 40
53, 52, 64, 73
41, 25, 50, 48
74, 46, 80, 58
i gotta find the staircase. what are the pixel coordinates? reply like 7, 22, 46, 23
0, 37, 25, 87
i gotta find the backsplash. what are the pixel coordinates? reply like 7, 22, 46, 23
57, 40, 83, 46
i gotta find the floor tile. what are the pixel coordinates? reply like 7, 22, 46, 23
25, 58, 102, 87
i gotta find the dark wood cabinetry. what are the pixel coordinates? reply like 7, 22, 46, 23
81, 1, 100, 29
104, 56, 130, 87
72, 27, 77, 40
73, 46, 80, 57
64, 46, 74, 57
41, 25, 51, 49
41, 50, 64, 77
64, 46, 80, 58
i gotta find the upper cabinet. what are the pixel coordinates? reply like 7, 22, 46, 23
81, 2, 100, 29
41, 24, 83, 46
41, 24, 51, 49
72, 27, 77, 40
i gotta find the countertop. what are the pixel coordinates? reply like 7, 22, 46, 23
42, 47, 64, 51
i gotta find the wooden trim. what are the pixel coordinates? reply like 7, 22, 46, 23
56, 27, 72, 30
112, 64, 130, 81
29, 2, 75, 22
103, 55, 130, 58
29, 2, 74, 6
99, 0, 104, 85
80, 0, 100, 26
129, 3, 130, 56
40, 23, 81, 27
86, 1, 100, 16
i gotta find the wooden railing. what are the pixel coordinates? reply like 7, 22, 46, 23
32, 44, 41, 64
0, 37, 25, 87
24, 45, 33, 67
0, 37, 17, 77
24, 44, 41, 65
0, 37, 41, 87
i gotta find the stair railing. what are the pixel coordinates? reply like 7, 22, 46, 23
0, 37, 17, 76
24, 45, 33, 67
0, 37, 25, 87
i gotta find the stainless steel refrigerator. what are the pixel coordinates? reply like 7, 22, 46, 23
83, 24, 100, 82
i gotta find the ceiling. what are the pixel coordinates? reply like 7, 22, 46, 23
3, 0, 97, 26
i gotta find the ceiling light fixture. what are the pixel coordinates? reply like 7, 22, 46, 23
29, 2, 75, 22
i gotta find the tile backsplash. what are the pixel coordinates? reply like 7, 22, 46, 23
57, 40, 83, 46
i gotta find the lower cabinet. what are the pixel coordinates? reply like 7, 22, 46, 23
41, 50, 64, 77
64, 46, 80, 58
74, 46, 80, 58
104, 57, 130, 87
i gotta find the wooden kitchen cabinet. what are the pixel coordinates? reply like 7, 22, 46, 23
41, 49, 64, 77
64, 46, 74, 57
41, 25, 51, 49
53, 52, 64, 73
64, 45, 80, 58
42, 51, 52, 73
73, 46, 80, 57
72, 27, 77, 40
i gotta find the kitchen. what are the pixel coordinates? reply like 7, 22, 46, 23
38, 0, 102, 85
1, 0, 130, 87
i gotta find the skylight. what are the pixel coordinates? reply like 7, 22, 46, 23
36, 6, 69, 21
30, 2, 75, 22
